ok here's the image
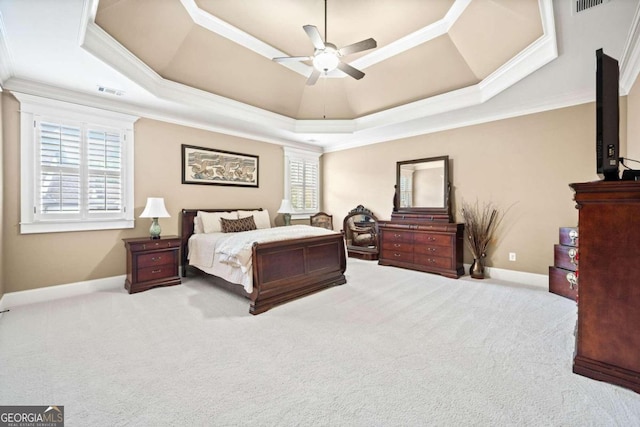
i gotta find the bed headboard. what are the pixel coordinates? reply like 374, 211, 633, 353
180, 208, 263, 276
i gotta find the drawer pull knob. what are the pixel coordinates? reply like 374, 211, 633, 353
151, 269, 162, 274
394, 243, 401, 248
568, 248, 578, 265
394, 234, 401, 238
394, 253, 401, 257
152, 256, 162, 262
566, 272, 578, 289
569, 229, 579, 245
427, 237, 436, 241
428, 248, 437, 252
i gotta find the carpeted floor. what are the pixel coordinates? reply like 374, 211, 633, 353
1, 258, 639, 426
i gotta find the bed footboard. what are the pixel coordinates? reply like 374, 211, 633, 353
249, 233, 347, 314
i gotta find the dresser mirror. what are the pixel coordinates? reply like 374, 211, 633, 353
393, 155, 451, 222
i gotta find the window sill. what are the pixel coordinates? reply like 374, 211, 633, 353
21, 219, 135, 234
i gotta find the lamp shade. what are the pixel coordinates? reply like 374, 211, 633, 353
277, 199, 293, 214
140, 197, 170, 218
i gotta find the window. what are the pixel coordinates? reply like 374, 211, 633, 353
399, 169, 413, 208
283, 147, 321, 217
17, 93, 137, 234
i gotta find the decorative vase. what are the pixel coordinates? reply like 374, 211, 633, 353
470, 256, 485, 279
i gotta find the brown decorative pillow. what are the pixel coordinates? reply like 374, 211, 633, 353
220, 216, 257, 233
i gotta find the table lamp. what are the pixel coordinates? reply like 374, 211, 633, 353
140, 197, 170, 239
277, 199, 293, 226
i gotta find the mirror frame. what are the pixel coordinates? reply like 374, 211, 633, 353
393, 155, 451, 222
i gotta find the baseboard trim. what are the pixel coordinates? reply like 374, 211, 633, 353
0, 275, 125, 310
462, 264, 548, 289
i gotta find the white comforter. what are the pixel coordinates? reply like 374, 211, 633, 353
188, 225, 338, 293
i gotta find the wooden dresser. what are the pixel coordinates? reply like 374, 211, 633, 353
123, 236, 181, 294
570, 180, 640, 394
378, 216, 464, 279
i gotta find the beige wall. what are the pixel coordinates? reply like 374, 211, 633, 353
324, 102, 625, 275
627, 73, 640, 161
2, 93, 286, 293
2, 84, 635, 292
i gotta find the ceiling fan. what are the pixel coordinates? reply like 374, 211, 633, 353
272, 0, 377, 86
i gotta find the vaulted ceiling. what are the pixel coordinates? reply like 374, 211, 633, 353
0, 0, 638, 151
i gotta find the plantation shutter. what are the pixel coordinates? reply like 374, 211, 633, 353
289, 157, 319, 212
87, 129, 122, 213
35, 119, 125, 221
38, 121, 82, 214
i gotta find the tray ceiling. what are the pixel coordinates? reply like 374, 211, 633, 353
94, 0, 543, 120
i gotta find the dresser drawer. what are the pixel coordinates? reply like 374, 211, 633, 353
414, 233, 451, 247
414, 244, 452, 257
414, 254, 452, 270
381, 249, 414, 264
381, 230, 413, 243
381, 241, 413, 252
554, 244, 578, 271
137, 264, 177, 283
128, 239, 180, 253
137, 251, 176, 268
549, 266, 578, 301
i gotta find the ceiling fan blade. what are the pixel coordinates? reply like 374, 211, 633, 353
273, 56, 312, 63
303, 25, 326, 50
337, 61, 365, 80
306, 69, 321, 86
338, 38, 377, 56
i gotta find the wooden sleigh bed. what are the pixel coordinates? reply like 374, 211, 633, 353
180, 208, 347, 315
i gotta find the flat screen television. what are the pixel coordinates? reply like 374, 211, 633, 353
596, 48, 620, 181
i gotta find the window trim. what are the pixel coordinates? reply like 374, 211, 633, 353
16, 93, 138, 234
283, 146, 321, 217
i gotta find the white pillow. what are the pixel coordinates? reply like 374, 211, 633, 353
238, 210, 271, 229
199, 211, 238, 233
193, 214, 204, 234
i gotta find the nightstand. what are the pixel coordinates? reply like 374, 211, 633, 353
123, 236, 181, 294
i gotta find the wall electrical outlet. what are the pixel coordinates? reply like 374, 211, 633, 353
509, 252, 517, 262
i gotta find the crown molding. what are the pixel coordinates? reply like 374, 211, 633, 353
0, 11, 14, 85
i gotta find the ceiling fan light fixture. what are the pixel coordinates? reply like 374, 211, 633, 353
313, 51, 340, 72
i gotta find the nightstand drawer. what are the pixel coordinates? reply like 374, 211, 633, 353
137, 251, 176, 268
137, 264, 177, 282
128, 239, 180, 252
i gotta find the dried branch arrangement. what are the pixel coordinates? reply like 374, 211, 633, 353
460, 199, 507, 260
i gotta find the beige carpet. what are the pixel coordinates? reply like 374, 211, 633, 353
1, 259, 639, 426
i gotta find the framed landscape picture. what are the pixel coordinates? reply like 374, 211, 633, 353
181, 144, 259, 187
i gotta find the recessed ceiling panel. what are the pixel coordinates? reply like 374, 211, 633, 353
195, 0, 455, 56
449, 0, 543, 79
95, 0, 194, 72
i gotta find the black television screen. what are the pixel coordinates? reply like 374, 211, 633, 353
596, 48, 620, 181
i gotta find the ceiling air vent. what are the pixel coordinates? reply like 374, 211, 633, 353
574, 0, 611, 14
97, 85, 124, 96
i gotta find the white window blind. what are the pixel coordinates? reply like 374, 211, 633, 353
18, 93, 137, 234
283, 147, 321, 215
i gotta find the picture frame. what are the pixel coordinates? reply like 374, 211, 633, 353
181, 144, 259, 187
